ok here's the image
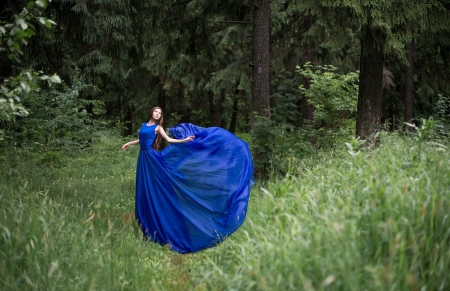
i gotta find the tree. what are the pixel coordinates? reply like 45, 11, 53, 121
404, 39, 415, 132
251, 0, 271, 176
251, 0, 270, 123
301, 0, 447, 142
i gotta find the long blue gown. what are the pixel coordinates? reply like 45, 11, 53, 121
135, 123, 254, 253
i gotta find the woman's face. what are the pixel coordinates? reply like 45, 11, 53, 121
152, 108, 162, 121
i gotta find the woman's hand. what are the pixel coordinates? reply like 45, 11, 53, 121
122, 139, 139, 150
183, 136, 195, 142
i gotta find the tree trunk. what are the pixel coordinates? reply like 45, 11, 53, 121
219, 90, 227, 128
158, 76, 166, 111
269, 70, 276, 119
229, 93, 239, 134
252, 0, 271, 177
251, 0, 271, 124
301, 14, 317, 145
177, 85, 190, 123
405, 39, 415, 132
356, 25, 385, 142
301, 79, 315, 123
209, 91, 221, 127
301, 78, 317, 145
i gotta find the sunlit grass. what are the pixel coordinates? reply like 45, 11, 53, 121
1, 131, 449, 290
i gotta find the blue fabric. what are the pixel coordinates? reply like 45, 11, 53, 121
135, 123, 254, 253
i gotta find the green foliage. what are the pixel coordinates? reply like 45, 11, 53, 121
251, 114, 316, 178
1, 73, 97, 150
433, 94, 450, 137
1, 130, 449, 290
0, 0, 59, 139
405, 118, 440, 142
297, 62, 359, 148
250, 115, 274, 177
0, 70, 61, 120
253, 64, 359, 177
0, 0, 56, 62
37, 150, 66, 168
297, 62, 359, 128
270, 70, 301, 124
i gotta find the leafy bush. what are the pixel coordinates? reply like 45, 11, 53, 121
1, 73, 98, 150
0, 0, 59, 139
297, 62, 359, 147
253, 65, 358, 177
270, 70, 301, 125
251, 114, 316, 178
433, 94, 450, 137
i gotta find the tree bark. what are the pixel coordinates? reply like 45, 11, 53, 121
177, 85, 190, 124
301, 14, 316, 145
251, 0, 271, 177
251, 0, 271, 124
356, 25, 385, 142
157, 75, 166, 112
404, 39, 415, 132
229, 93, 239, 134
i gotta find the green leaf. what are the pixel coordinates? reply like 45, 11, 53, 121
9, 27, 18, 36
26, 2, 35, 10
35, 0, 46, 8
50, 75, 61, 83
21, 22, 28, 30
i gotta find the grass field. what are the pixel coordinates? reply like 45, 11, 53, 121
1, 131, 449, 290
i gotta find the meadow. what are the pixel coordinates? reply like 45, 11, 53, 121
1, 130, 449, 290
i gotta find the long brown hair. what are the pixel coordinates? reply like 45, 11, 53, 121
149, 106, 164, 150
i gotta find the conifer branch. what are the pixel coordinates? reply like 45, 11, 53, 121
272, 46, 296, 63
171, 0, 192, 5
217, 21, 252, 25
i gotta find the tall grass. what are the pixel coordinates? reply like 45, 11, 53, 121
1, 131, 449, 290
195, 132, 450, 290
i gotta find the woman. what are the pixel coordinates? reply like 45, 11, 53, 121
122, 106, 254, 253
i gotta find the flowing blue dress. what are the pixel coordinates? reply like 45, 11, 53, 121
135, 123, 254, 253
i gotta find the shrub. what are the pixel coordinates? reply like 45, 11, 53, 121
1, 73, 99, 150
433, 94, 450, 137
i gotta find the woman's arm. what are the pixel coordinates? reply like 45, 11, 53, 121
122, 139, 139, 150
156, 126, 194, 143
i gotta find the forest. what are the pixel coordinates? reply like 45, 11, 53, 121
1, 0, 450, 290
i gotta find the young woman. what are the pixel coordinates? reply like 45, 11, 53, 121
122, 106, 254, 253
